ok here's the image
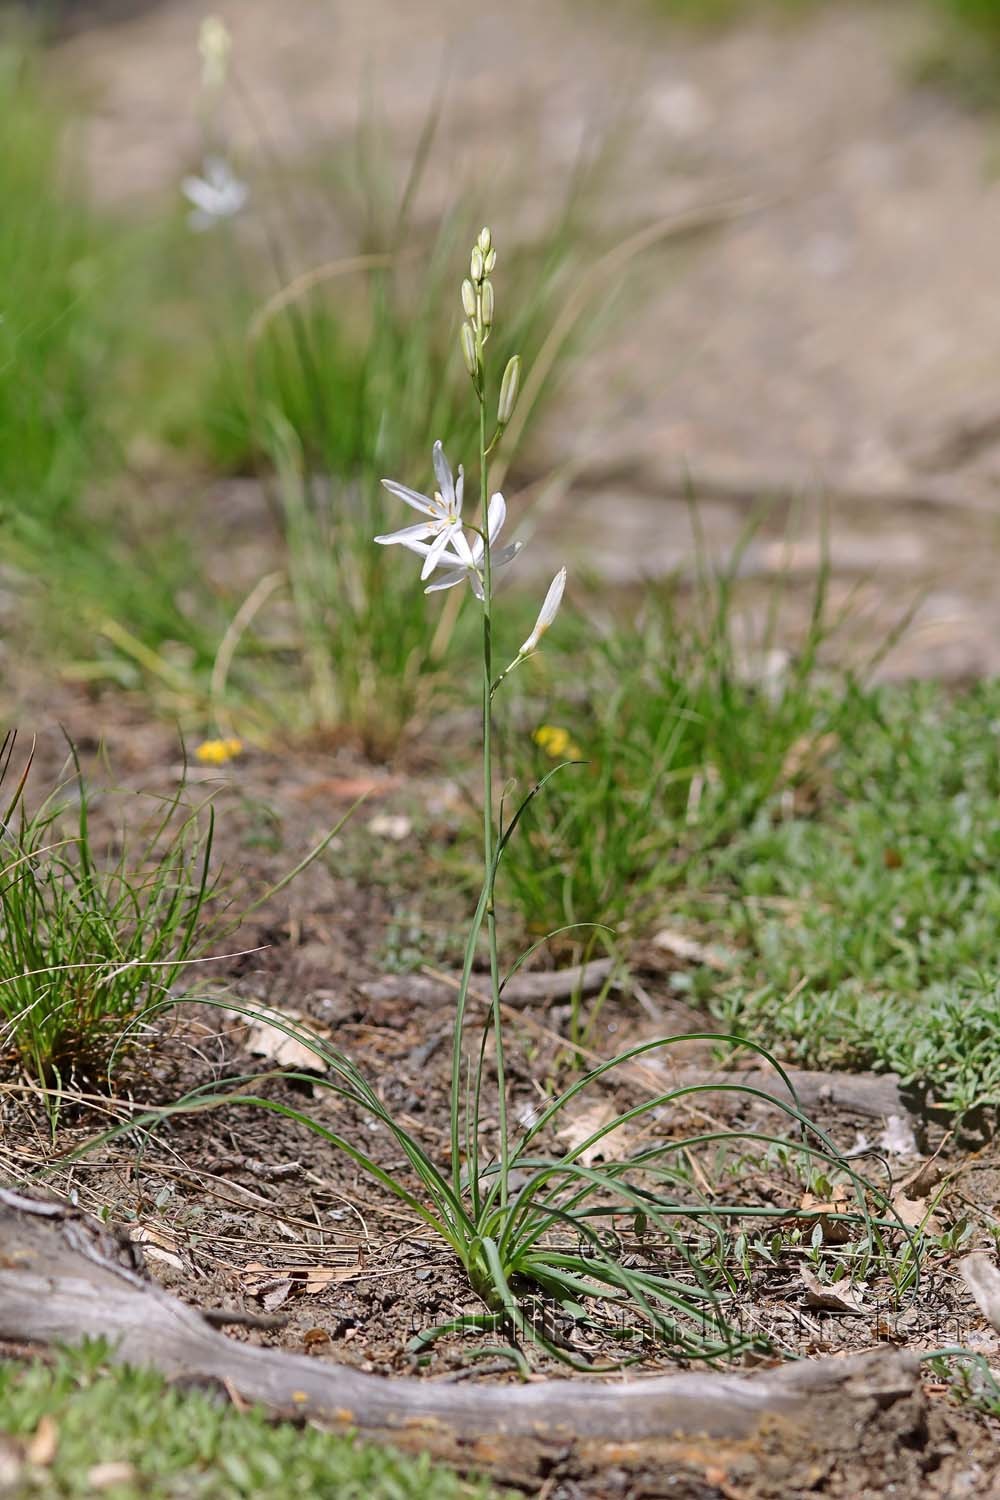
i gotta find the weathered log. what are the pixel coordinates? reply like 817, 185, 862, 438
0, 1188, 921, 1480
655, 1065, 911, 1121
360, 958, 617, 1009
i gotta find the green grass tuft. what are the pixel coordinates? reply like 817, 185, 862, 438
0, 736, 218, 1099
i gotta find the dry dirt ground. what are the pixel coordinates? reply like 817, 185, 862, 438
56, 0, 1000, 678
5, 713, 1000, 1497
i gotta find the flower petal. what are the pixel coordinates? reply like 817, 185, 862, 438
450, 527, 476, 566
432, 441, 455, 508
181, 176, 219, 214
420, 521, 462, 580
424, 566, 469, 594
381, 478, 436, 516
374, 521, 435, 546
486, 492, 506, 545
454, 465, 464, 518
520, 566, 567, 654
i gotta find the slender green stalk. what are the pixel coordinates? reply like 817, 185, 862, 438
476, 316, 510, 1212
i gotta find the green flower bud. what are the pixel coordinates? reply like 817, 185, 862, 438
484, 247, 497, 274
461, 278, 477, 318
460, 320, 479, 380
481, 280, 494, 330
497, 354, 521, 425
470, 245, 484, 283
478, 225, 492, 255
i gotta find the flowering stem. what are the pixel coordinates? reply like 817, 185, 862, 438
446, 331, 509, 1224
477, 328, 510, 1214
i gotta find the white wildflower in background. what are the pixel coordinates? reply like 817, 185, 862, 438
519, 567, 567, 656
181, 156, 248, 230
376, 440, 467, 579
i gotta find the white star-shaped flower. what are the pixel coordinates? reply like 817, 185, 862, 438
376, 441, 469, 581
181, 156, 248, 230
382, 491, 521, 598
422, 492, 522, 598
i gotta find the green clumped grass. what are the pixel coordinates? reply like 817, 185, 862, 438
498, 554, 841, 939
928, 0, 1000, 37
0, 43, 224, 688
0, 47, 113, 546
166, 134, 589, 748
914, 0, 1000, 110
0, 736, 217, 1096
644, 0, 820, 21
694, 678, 1000, 1118
495, 551, 1000, 1117
0, 1342, 498, 1500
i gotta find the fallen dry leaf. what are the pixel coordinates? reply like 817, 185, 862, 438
243, 1260, 361, 1304
235, 1006, 329, 1072
798, 1184, 854, 1245
896, 1156, 945, 1200
263, 1280, 295, 1312
305, 1264, 358, 1293
890, 1190, 942, 1236
556, 1101, 620, 1167
801, 1268, 868, 1315
130, 1225, 184, 1271
87, 1463, 138, 1490
651, 927, 730, 972
26, 1415, 57, 1468
960, 1253, 1000, 1334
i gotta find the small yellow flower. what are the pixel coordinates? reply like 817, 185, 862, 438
533, 724, 581, 760
194, 736, 243, 766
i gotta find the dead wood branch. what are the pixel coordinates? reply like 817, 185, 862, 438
0, 1189, 920, 1479
361, 958, 617, 1009
652, 1065, 911, 1121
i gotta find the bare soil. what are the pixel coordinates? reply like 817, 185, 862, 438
54, 0, 1000, 680
4, 704, 1000, 1496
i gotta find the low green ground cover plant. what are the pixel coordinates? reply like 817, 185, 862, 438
0, 1341, 496, 1500
493, 558, 1000, 1117
690, 678, 1000, 1117
499, 546, 843, 938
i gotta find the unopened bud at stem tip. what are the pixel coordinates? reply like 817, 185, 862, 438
478, 225, 492, 255
470, 245, 484, 283
484, 247, 496, 274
